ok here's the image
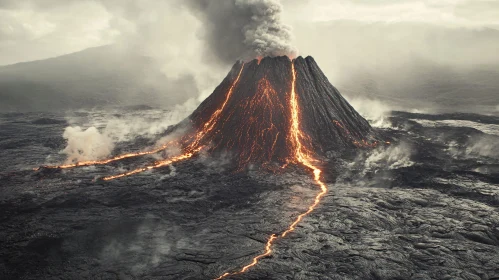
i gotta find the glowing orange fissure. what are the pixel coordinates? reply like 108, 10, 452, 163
34, 140, 178, 170
185, 63, 245, 151
102, 146, 203, 181
282, 62, 328, 238
215, 61, 328, 279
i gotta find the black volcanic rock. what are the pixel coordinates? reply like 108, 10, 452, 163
182, 56, 380, 167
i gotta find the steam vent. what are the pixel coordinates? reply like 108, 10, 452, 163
178, 56, 380, 168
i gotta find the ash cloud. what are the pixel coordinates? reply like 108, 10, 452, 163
186, 0, 298, 63
1, 0, 498, 115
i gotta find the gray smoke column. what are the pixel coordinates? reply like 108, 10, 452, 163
186, 0, 298, 64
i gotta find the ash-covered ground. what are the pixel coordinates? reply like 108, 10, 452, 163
1, 108, 498, 280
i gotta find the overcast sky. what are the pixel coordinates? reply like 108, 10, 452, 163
285, 0, 499, 26
0, 0, 498, 65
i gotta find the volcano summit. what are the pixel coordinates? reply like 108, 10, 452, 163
178, 56, 381, 169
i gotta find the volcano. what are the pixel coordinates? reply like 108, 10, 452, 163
180, 56, 380, 168
31, 55, 385, 278
38, 55, 381, 179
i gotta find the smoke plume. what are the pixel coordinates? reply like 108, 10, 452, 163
186, 0, 297, 63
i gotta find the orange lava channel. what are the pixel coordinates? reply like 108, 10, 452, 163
102, 146, 203, 181
215, 234, 277, 280
34, 140, 178, 170
283, 62, 328, 237
215, 61, 328, 279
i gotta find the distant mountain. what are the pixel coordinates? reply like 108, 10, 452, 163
0, 45, 196, 112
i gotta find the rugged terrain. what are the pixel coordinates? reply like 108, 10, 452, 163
1, 108, 498, 279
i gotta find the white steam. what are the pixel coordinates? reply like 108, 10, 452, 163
61, 100, 197, 163
411, 119, 499, 137
447, 136, 499, 160
62, 126, 114, 163
347, 97, 393, 128
349, 142, 414, 175
100, 218, 174, 274
97, 101, 197, 142
364, 143, 414, 171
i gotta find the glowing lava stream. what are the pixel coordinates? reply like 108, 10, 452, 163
102, 63, 246, 181
34, 140, 178, 170
215, 61, 328, 279
102, 146, 203, 181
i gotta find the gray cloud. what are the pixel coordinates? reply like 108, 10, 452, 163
185, 0, 297, 64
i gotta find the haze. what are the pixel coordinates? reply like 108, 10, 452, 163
0, 0, 498, 114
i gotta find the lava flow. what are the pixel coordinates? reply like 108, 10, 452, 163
102, 146, 203, 181
34, 140, 178, 170
34, 59, 246, 174
214, 61, 328, 279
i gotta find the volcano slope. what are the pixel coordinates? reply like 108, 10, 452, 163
180, 56, 380, 169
